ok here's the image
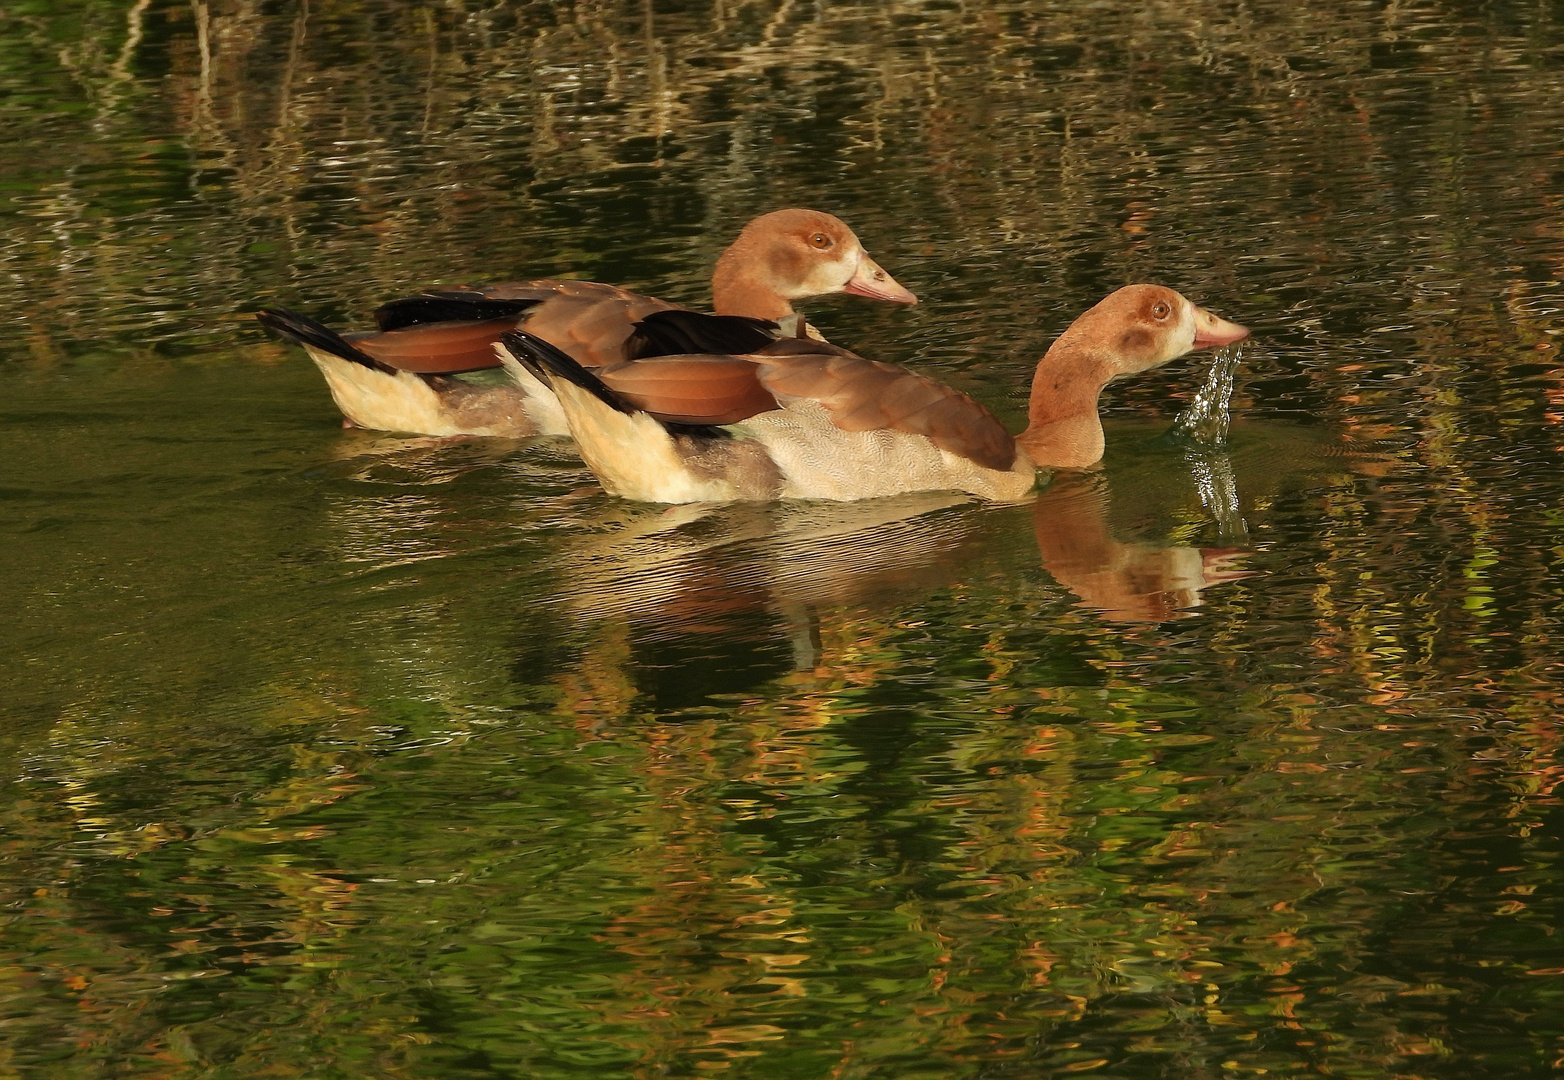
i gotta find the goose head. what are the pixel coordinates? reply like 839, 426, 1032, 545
1020, 284, 1249, 469
711, 209, 917, 319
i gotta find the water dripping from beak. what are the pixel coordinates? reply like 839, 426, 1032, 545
1166, 344, 1242, 447
1164, 345, 1248, 541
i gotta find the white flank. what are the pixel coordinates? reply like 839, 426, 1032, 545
737, 401, 1038, 502
551, 382, 740, 503
309, 349, 471, 436
496, 344, 571, 436
309, 347, 558, 438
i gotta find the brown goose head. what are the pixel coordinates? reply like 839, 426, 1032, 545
1064, 284, 1250, 378
710, 209, 917, 320
1019, 285, 1249, 469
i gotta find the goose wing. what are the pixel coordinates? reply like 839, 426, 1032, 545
598, 356, 781, 426
345, 318, 531, 375
750, 339, 1018, 471
593, 336, 1017, 471
370, 280, 680, 371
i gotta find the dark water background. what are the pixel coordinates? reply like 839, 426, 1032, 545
5, 0, 1564, 1076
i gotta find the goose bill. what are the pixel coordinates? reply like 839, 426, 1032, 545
842, 256, 918, 305
1192, 307, 1249, 350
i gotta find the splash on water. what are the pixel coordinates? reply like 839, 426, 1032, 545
1187, 447, 1248, 541
1165, 346, 1248, 541
1166, 345, 1243, 446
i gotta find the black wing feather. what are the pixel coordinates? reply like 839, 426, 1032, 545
256, 308, 396, 375
625, 310, 780, 361
501, 330, 729, 438
374, 291, 544, 331
501, 331, 636, 415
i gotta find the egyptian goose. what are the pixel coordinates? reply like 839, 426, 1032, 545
501, 285, 1249, 503
254, 209, 916, 438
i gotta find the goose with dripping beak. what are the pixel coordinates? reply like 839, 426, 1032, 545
255, 209, 916, 439
501, 285, 1249, 503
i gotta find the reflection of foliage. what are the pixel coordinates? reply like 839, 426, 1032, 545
6, 0, 1564, 370
3, 0, 1564, 1077
6, 586, 1563, 1076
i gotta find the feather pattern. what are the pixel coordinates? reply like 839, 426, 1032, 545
257, 308, 395, 374
624, 310, 782, 359
362, 280, 680, 372
747, 341, 1014, 472
599, 357, 781, 426
737, 400, 1036, 502
349, 318, 529, 375
532, 336, 1019, 473
372, 290, 545, 331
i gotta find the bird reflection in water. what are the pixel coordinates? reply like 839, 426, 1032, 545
1037, 390, 1403, 624
309, 358, 1397, 713
553, 464, 1256, 694
1032, 344, 1255, 623
556, 430, 1398, 692
1031, 469, 1250, 624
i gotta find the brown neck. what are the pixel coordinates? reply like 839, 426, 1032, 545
1015, 337, 1113, 469
711, 245, 795, 319
1032, 473, 1115, 571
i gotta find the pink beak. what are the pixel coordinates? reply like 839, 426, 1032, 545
1192, 306, 1249, 350
843, 255, 918, 305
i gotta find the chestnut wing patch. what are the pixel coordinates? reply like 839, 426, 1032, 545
375, 281, 679, 369
515, 288, 677, 369
751, 340, 1018, 471
598, 356, 779, 426
351, 319, 523, 375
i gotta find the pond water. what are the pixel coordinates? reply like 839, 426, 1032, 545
4, 0, 1564, 1076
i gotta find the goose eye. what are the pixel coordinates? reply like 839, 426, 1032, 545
1151, 301, 1171, 319
808, 232, 833, 250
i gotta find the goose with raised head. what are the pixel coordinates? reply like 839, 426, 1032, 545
255, 209, 916, 438
502, 284, 1249, 503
